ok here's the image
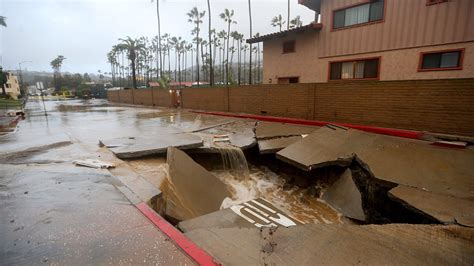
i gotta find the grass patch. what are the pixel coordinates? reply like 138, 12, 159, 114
0, 98, 22, 109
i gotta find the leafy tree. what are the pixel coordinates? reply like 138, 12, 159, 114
220, 8, 236, 85
50, 55, 66, 91
271, 14, 286, 32
187, 7, 205, 84
290, 16, 303, 29
0, 16, 6, 27
119, 37, 146, 89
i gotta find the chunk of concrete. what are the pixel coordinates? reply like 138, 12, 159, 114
184, 224, 474, 265
100, 134, 203, 159
322, 169, 365, 221
178, 198, 301, 232
165, 147, 231, 221
276, 127, 474, 199
258, 136, 302, 154
255, 121, 318, 139
389, 185, 474, 227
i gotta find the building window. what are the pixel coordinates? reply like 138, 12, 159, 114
329, 58, 380, 80
278, 77, 299, 84
282, 40, 295, 54
333, 0, 384, 30
419, 49, 463, 71
426, 0, 448, 6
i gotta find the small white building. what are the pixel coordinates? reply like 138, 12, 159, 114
3, 73, 21, 99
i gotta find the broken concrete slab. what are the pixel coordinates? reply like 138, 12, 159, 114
178, 198, 301, 232
185, 224, 474, 265
255, 121, 318, 139
322, 169, 365, 221
100, 134, 203, 159
189, 121, 257, 153
276, 127, 474, 199
389, 185, 474, 227
258, 136, 302, 154
73, 159, 115, 169
164, 147, 231, 221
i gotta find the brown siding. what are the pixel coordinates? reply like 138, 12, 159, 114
181, 87, 228, 111
313, 79, 474, 135
107, 90, 119, 102
319, 0, 474, 58
107, 79, 474, 136
133, 89, 154, 106
118, 90, 134, 104
153, 89, 174, 107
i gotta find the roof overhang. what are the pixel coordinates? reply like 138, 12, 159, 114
246, 23, 322, 44
298, 0, 322, 13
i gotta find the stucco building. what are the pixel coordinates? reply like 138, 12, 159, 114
3, 72, 21, 99
248, 0, 474, 84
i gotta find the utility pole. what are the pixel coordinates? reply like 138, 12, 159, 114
18, 61, 32, 98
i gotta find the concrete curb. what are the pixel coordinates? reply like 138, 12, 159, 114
135, 203, 220, 266
190, 110, 425, 140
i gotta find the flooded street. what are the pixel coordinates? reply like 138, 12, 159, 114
0, 98, 341, 264
1, 98, 473, 265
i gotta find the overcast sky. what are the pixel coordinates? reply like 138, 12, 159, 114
1, 0, 315, 74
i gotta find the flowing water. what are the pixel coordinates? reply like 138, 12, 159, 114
213, 143, 250, 180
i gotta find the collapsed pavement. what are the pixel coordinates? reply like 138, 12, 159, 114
97, 110, 474, 264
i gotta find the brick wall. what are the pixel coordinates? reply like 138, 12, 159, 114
107, 89, 173, 107
107, 79, 474, 136
182, 87, 228, 111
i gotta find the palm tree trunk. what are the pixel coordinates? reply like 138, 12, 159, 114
287, 0, 290, 30
196, 25, 200, 84
226, 22, 230, 85
207, 0, 214, 86
131, 56, 137, 89
248, 0, 253, 85
156, 0, 163, 77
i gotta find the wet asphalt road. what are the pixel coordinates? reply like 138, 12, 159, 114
0, 99, 200, 265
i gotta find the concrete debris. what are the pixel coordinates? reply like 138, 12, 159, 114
322, 169, 365, 221
178, 198, 301, 233
213, 134, 230, 143
389, 185, 474, 227
184, 224, 474, 265
73, 159, 115, 169
276, 127, 474, 200
99, 134, 203, 159
258, 136, 302, 154
255, 121, 318, 139
164, 147, 231, 221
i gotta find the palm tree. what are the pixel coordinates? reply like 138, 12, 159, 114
207, 0, 214, 86
290, 16, 303, 29
247, 0, 253, 84
0, 16, 6, 27
271, 15, 286, 32
187, 7, 206, 84
119, 37, 146, 89
217, 30, 227, 83
151, 0, 163, 78
50, 55, 66, 91
220, 8, 236, 85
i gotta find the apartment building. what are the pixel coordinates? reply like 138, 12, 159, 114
3, 72, 21, 99
248, 0, 474, 83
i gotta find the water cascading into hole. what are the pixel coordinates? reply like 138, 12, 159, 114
214, 143, 249, 180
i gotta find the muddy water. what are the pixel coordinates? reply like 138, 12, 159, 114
125, 155, 341, 225
214, 143, 250, 179
214, 166, 342, 224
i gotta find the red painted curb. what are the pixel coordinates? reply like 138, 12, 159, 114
190, 110, 424, 140
135, 202, 220, 266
